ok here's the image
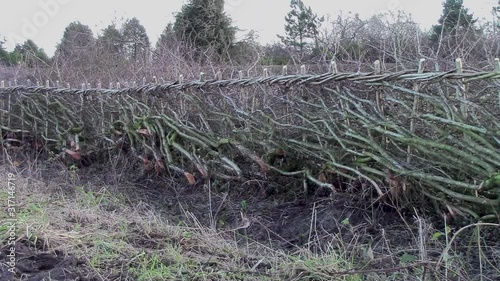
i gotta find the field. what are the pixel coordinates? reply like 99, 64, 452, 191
0, 146, 499, 280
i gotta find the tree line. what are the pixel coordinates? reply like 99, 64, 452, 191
0, 0, 499, 83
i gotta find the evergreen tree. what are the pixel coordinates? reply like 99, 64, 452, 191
431, 0, 479, 45
156, 23, 176, 51
121, 17, 150, 61
0, 37, 10, 65
173, 0, 236, 59
154, 23, 177, 61
278, 0, 323, 54
228, 30, 263, 64
55, 21, 95, 66
95, 24, 126, 72
11, 39, 50, 67
97, 24, 124, 55
494, 0, 500, 30
262, 43, 292, 65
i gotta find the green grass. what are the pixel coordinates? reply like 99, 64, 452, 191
130, 253, 175, 281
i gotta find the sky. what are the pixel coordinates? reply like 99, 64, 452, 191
0, 0, 497, 56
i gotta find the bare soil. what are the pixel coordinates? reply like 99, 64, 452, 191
0, 241, 96, 281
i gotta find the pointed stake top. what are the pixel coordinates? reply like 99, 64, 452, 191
330, 60, 338, 74
455, 58, 463, 74
418, 58, 426, 74
374, 60, 381, 74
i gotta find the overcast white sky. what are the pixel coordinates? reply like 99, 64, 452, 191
0, 0, 497, 56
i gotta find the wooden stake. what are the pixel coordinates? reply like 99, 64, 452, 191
374, 60, 381, 75
374, 60, 386, 146
0, 82, 3, 142
330, 60, 338, 74
407, 58, 426, 164
496, 58, 500, 108
455, 58, 463, 73
0, 80, 5, 143
374, 60, 383, 114
456, 58, 467, 117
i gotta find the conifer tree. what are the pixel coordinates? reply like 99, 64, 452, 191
122, 18, 150, 61
11, 39, 50, 67
55, 21, 95, 67
431, 0, 479, 46
0, 37, 10, 65
97, 24, 124, 55
173, 0, 236, 59
57, 22, 94, 56
278, 0, 323, 54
